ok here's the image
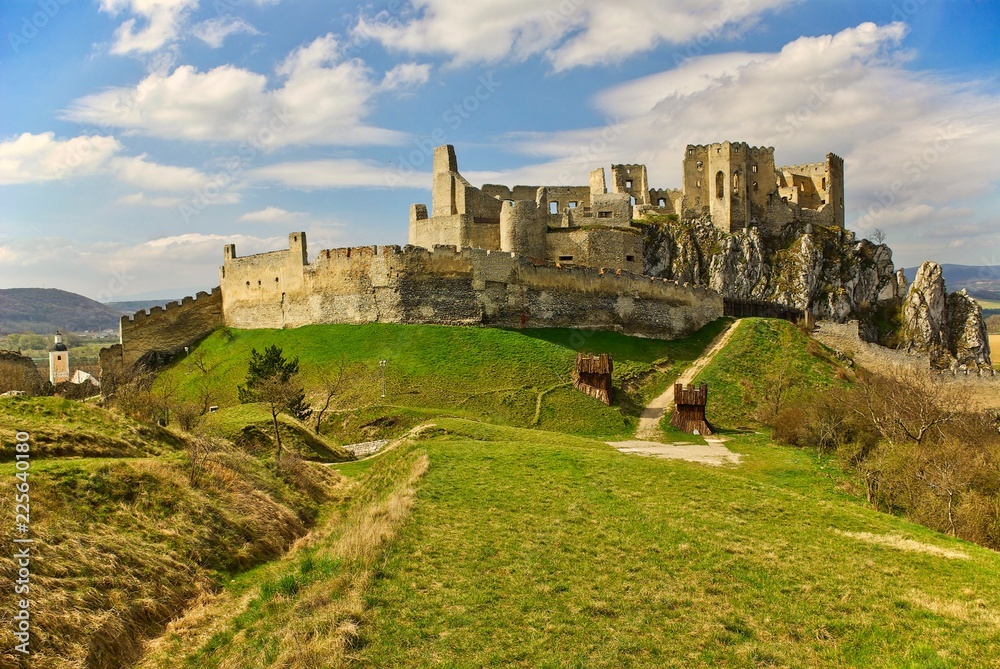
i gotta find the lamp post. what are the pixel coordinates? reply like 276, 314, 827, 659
379, 359, 387, 398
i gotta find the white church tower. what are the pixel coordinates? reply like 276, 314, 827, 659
49, 332, 70, 384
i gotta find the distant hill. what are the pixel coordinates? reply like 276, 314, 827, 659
0, 288, 128, 333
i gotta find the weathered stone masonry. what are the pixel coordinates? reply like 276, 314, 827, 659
220, 233, 722, 339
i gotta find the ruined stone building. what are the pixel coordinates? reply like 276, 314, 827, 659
409, 143, 844, 272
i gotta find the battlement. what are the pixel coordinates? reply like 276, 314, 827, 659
123, 288, 221, 323
686, 142, 775, 153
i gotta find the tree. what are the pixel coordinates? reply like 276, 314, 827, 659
313, 357, 349, 434
871, 228, 887, 245
237, 345, 311, 469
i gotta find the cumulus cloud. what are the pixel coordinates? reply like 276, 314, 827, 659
379, 62, 432, 91
191, 16, 261, 48
100, 0, 198, 54
64, 34, 414, 147
238, 206, 307, 223
0, 133, 121, 185
354, 0, 794, 70
248, 158, 429, 189
470, 22, 1000, 263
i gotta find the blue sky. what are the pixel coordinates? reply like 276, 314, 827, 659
1, 0, 998, 300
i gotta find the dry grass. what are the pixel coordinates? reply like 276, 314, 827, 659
0, 438, 342, 669
906, 589, 1000, 627
136, 446, 430, 669
834, 530, 971, 560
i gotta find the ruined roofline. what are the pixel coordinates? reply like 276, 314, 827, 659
778, 162, 831, 173
122, 287, 221, 323
686, 141, 775, 152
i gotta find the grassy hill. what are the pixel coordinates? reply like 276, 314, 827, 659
157, 321, 731, 441
0, 397, 343, 669
0, 287, 126, 332
136, 419, 1000, 668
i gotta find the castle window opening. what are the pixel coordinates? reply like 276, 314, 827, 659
696, 161, 703, 170
559, 255, 574, 261
625, 179, 633, 189
688, 148, 693, 155
275, 277, 279, 282
752, 164, 758, 173
630, 196, 636, 206
657, 198, 666, 207
733, 172, 739, 194
715, 171, 725, 199
753, 181, 759, 192
569, 201, 578, 208
246, 281, 250, 288
822, 177, 827, 190
598, 211, 612, 218
717, 147, 721, 154
258, 280, 262, 287
626, 255, 635, 262
549, 201, 559, 215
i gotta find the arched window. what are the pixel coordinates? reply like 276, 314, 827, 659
732, 172, 740, 194
715, 171, 725, 199
657, 198, 666, 207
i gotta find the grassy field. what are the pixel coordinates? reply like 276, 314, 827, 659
158, 321, 731, 441
140, 419, 1000, 668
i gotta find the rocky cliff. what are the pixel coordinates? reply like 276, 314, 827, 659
641, 217, 991, 371
642, 217, 906, 326
902, 261, 992, 372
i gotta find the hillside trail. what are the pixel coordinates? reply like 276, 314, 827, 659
608, 319, 742, 466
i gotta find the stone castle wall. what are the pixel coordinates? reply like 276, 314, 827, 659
220, 236, 721, 339
103, 288, 224, 372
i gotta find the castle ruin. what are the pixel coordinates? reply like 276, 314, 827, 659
102, 141, 844, 375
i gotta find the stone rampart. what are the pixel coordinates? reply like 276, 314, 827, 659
221, 243, 721, 339
113, 288, 224, 368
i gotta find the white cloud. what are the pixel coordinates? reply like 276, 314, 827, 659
191, 16, 261, 48
238, 206, 307, 223
100, 0, 198, 55
0, 133, 121, 185
379, 62, 432, 91
249, 158, 429, 189
354, 0, 795, 70
117, 192, 185, 207
111, 154, 216, 192
64, 34, 412, 147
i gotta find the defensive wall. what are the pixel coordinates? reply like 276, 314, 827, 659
100, 288, 223, 374
219, 233, 722, 339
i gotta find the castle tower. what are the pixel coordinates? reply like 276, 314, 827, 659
49, 332, 70, 384
682, 142, 777, 233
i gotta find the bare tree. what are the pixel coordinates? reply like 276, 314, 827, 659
313, 357, 349, 434
871, 228, 887, 245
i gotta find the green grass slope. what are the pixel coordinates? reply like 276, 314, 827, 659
141, 419, 1000, 668
0, 397, 343, 669
158, 321, 731, 441
693, 318, 846, 429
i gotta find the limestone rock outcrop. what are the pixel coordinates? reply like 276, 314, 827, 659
900, 261, 992, 372
642, 218, 903, 326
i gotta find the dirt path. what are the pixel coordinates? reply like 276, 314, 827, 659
634, 319, 741, 441
609, 319, 743, 466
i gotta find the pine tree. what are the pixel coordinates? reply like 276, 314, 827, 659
237, 345, 311, 469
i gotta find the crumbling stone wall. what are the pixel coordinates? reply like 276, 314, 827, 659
109, 288, 223, 369
220, 237, 721, 339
